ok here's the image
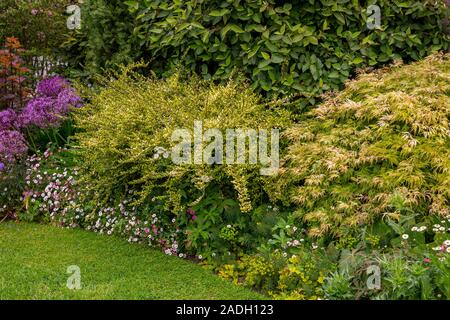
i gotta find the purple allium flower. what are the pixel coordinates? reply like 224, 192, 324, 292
0, 130, 28, 163
0, 162, 5, 171
0, 109, 18, 130
19, 97, 61, 128
36, 76, 70, 97
20, 77, 82, 128
56, 88, 83, 113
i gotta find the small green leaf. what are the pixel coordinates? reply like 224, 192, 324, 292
209, 9, 230, 17
352, 57, 364, 64
271, 54, 284, 64
261, 52, 270, 60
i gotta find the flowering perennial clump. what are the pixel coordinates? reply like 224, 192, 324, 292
0, 76, 81, 167
0, 130, 28, 163
0, 109, 18, 130
36, 76, 69, 97
23, 153, 187, 257
21, 151, 80, 225
20, 76, 82, 128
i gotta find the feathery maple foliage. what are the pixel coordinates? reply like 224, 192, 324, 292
269, 53, 450, 238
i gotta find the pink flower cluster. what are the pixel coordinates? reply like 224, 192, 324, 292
22, 151, 81, 227
31, 9, 53, 17
187, 208, 197, 220
84, 193, 184, 257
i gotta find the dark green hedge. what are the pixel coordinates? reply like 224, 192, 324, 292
63, 0, 139, 79
66, 0, 449, 109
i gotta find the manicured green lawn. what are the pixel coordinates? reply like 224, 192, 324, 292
0, 222, 263, 300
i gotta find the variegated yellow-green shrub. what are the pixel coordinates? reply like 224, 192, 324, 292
269, 53, 450, 238
73, 68, 291, 213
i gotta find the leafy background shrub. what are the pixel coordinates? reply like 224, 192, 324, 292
66, 0, 449, 110
269, 53, 450, 238
0, 0, 70, 57
63, 0, 140, 79
73, 69, 290, 214
0, 0, 73, 85
0, 38, 32, 110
